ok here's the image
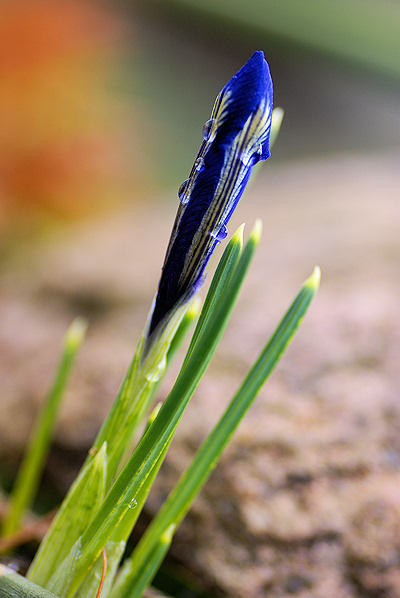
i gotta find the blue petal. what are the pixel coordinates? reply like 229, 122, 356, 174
148, 51, 273, 337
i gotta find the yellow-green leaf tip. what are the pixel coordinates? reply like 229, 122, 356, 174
272, 106, 284, 123
250, 218, 263, 245
270, 107, 284, 148
161, 523, 176, 544
231, 223, 245, 248
148, 402, 162, 427
304, 266, 321, 292
187, 296, 202, 320
65, 317, 88, 351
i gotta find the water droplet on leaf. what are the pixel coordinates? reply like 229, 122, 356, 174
129, 498, 137, 509
145, 356, 167, 383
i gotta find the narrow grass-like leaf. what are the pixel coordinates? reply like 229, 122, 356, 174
2, 318, 87, 537
86, 294, 196, 490
30, 227, 244, 597
163, 298, 201, 365
110, 438, 171, 550
72, 541, 125, 598
111, 526, 175, 598
112, 267, 320, 597
45, 539, 82, 598
117, 297, 201, 469
180, 222, 258, 374
28, 443, 107, 587
184, 223, 245, 363
270, 107, 284, 148
108, 404, 168, 546
28, 291, 198, 590
108, 224, 245, 544
64, 224, 259, 596
0, 565, 60, 598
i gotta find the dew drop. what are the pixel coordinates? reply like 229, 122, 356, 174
74, 545, 82, 560
145, 356, 167, 383
240, 151, 253, 166
178, 179, 190, 204
194, 157, 205, 172
202, 118, 217, 142
210, 224, 228, 242
129, 498, 137, 509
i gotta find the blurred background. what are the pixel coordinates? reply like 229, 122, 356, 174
1, 1, 400, 597
1, 0, 399, 234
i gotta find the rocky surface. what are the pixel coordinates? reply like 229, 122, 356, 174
1, 150, 400, 597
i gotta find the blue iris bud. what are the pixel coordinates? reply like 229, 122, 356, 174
148, 51, 273, 338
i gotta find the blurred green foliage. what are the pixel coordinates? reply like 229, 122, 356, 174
129, 0, 400, 188
138, 0, 400, 80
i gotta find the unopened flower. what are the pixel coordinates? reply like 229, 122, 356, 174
148, 51, 273, 338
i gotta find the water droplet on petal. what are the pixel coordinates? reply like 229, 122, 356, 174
202, 118, 217, 142
194, 157, 205, 172
240, 151, 253, 166
178, 179, 190, 204
210, 224, 228, 242
129, 498, 137, 509
217, 224, 228, 241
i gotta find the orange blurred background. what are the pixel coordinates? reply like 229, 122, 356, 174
0, 0, 150, 234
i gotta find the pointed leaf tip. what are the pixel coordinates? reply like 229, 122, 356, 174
250, 219, 263, 245
161, 524, 176, 544
187, 296, 202, 320
232, 223, 245, 246
305, 266, 321, 291
66, 317, 88, 351
270, 107, 284, 148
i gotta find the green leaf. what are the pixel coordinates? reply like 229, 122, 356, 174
184, 223, 245, 363
110, 526, 175, 598
112, 266, 320, 597
0, 565, 60, 598
46, 539, 82, 598
2, 318, 87, 537
63, 223, 259, 596
270, 107, 284, 148
86, 291, 197, 489
72, 541, 126, 598
108, 406, 169, 546
27, 443, 107, 588
116, 297, 202, 475
105, 227, 246, 547
29, 289, 199, 589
